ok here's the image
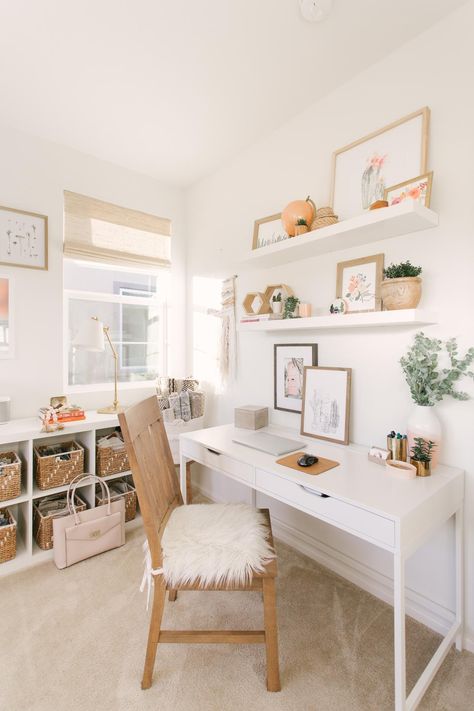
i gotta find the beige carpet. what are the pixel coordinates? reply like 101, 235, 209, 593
1, 523, 473, 711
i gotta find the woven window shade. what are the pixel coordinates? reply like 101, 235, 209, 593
63, 191, 171, 268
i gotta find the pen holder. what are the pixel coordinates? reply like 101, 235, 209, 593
387, 437, 407, 462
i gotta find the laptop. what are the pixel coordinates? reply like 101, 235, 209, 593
232, 431, 306, 456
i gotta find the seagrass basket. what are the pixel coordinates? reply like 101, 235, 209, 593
0, 508, 17, 564
96, 437, 129, 477
34, 441, 84, 491
33, 493, 87, 550
95, 479, 137, 522
0, 451, 21, 502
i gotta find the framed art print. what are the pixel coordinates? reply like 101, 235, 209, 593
330, 107, 430, 220
0, 276, 14, 359
274, 343, 318, 413
384, 171, 433, 208
336, 253, 384, 313
252, 213, 289, 250
301, 366, 351, 445
0, 205, 48, 270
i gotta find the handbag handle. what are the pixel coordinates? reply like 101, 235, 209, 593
66, 474, 112, 525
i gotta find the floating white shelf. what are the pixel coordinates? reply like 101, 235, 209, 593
244, 201, 438, 268
238, 309, 437, 332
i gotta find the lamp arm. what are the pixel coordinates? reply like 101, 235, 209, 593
103, 326, 119, 409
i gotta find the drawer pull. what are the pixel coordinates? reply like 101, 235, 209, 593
206, 448, 221, 456
299, 485, 329, 498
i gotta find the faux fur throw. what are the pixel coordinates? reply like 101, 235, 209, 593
160, 504, 275, 588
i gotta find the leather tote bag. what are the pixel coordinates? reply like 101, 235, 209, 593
53, 474, 125, 569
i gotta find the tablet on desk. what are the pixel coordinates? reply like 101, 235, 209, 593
232, 431, 306, 456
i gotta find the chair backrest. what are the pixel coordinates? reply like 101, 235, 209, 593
119, 396, 183, 567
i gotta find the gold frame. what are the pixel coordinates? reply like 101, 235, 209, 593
384, 171, 433, 208
301, 366, 352, 445
252, 213, 287, 250
0, 204, 48, 270
336, 253, 384, 313
329, 106, 430, 210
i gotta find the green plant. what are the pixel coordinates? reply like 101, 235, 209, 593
410, 437, 436, 462
400, 332, 474, 406
283, 296, 300, 319
296, 218, 308, 226
272, 292, 282, 303
383, 260, 422, 279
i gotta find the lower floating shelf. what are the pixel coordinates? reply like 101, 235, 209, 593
238, 309, 437, 332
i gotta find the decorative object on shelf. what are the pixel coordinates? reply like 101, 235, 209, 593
410, 437, 436, 477
281, 196, 316, 237
39, 402, 85, 427
368, 446, 391, 465
263, 284, 293, 312
0, 204, 48, 270
381, 260, 422, 310
0, 507, 16, 564
33, 492, 87, 550
271, 292, 282, 314
242, 290, 270, 316
385, 172, 433, 208
283, 295, 300, 319
39, 406, 65, 433
330, 107, 430, 219
369, 200, 389, 210
294, 218, 309, 236
336, 253, 384, 313
73, 316, 122, 414
34, 441, 85, 491
274, 343, 318, 413
310, 206, 339, 230
0, 396, 10, 423
301, 366, 351, 445
385, 459, 416, 480
0, 451, 21, 502
329, 298, 347, 314
401, 332, 474, 467
386, 431, 408, 461
252, 213, 289, 250
234, 405, 268, 430
299, 303, 312, 317
0, 276, 13, 360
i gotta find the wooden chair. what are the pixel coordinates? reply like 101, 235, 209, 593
118, 396, 281, 692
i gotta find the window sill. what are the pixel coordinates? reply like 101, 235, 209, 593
66, 381, 157, 395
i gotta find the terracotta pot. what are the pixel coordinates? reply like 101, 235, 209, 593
381, 276, 422, 310
294, 224, 309, 236
281, 196, 316, 236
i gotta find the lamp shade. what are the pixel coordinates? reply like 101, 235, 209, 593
73, 317, 105, 352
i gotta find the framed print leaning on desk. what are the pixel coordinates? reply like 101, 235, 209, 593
301, 366, 351, 445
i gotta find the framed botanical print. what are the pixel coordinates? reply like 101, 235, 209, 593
336, 253, 384, 313
384, 171, 433, 208
274, 343, 318, 413
252, 213, 289, 250
301, 367, 351, 445
0, 276, 14, 359
0, 205, 48, 270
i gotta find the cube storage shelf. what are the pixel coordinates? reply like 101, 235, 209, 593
0, 411, 139, 576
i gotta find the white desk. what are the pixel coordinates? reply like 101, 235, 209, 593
179, 423, 464, 711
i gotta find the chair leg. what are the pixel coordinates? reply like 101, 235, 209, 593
142, 577, 167, 690
168, 589, 178, 602
262, 578, 281, 692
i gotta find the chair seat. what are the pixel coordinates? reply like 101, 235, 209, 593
161, 503, 275, 589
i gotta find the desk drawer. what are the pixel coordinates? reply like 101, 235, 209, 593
256, 469, 395, 548
181, 439, 254, 486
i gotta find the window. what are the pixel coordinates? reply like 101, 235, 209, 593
192, 276, 222, 387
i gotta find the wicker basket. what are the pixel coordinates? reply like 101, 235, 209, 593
33, 493, 87, 550
95, 479, 137, 522
310, 215, 339, 230
34, 441, 84, 491
96, 437, 129, 477
0, 508, 17, 564
0, 451, 21, 502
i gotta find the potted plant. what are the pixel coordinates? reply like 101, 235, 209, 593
401, 332, 474, 466
381, 260, 422, 310
410, 437, 436, 477
271, 292, 282, 314
283, 296, 300, 319
294, 218, 309, 237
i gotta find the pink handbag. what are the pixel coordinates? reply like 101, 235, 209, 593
53, 474, 125, 569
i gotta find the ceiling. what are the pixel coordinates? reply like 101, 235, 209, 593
0, 0, 466, 186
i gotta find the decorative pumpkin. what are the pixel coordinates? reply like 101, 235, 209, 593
281, 196, 316, 236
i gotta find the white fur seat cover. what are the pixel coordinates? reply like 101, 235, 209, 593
161, 503, 275, 588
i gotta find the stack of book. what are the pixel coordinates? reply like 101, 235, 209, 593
240, 313, 283, 324
38, 405, 86, 424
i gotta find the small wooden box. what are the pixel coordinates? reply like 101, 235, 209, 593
234, 406, 268, 430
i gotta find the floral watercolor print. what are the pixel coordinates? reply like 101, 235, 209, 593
284, 357, 304, 399
341, 263, 377, 311
385, 172, 433, 208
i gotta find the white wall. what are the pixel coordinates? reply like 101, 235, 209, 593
186, 2, 474, 645
0, 126, 186, 417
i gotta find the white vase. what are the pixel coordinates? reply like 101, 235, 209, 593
272, 302, 282, 314
407, 405, 441, 469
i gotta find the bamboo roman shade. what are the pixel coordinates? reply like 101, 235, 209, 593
63, 191, 171, 268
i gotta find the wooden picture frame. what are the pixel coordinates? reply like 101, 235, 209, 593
330, 107, 430, 220
384, 171, 433, 208
0, 275, 14, 359
336, 253, 384, 313
301, 366, 351, 445
0, 205, 48, 270
274, 343, 318, 413
252, 213, 289, 250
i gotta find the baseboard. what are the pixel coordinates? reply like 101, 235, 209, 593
194, 481, 474, 653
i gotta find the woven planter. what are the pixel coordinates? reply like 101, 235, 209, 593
96, 440, 129, 477
0, 508, 17, 564
95, 479, 137, 522
34, 441, 84, 491
381, 277, 422, 310
0, 451, 21, 502
33, 493, 87, 550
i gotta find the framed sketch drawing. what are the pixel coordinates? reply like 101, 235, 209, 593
0, 276, 14, 359
330, 107, 430, 220
336, 253, 384, 313
252, 213, 289, 250
301, 367, 351, 445
274, 343, 318, 413
0, 205, 48, 270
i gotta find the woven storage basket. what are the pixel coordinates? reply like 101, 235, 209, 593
33, 493, 87, 550
0, 508, 17, 564
310, 215, 338, 230
0, 451, 21, 502
95, 479, 137, 522
96, 439, 129, 477
34, 441, 84, 491
315, 206, 335, 218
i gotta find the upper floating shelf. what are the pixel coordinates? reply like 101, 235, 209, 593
244, 201, 438, 268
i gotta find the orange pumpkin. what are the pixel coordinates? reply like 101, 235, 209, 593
281, 196, 316, 236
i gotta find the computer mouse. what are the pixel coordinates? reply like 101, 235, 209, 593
297, 454, 318, 467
